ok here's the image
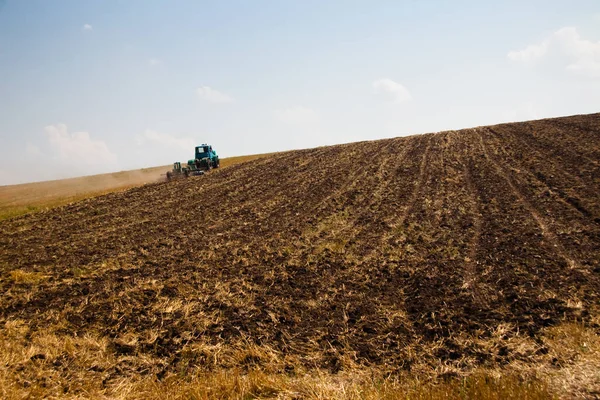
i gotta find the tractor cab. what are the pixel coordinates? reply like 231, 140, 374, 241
190, 144, 220, 170
195, 144, 215, 160
167, 144, 218, 181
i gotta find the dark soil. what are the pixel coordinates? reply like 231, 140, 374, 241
1, 113, 599, 373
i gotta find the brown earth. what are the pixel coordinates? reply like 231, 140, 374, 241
1, 114, 600, 397
0, 153, 274, 221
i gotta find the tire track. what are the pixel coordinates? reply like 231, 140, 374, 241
388, 134, 433, 230
299, 141, 392, 243
347, 139, 413, 258
440, 129, 484, 300
478, 128, 581, 270
461, 155, 483, 301
371, 135, 432, 259
492, 125, 600, 222
545, 119, 600, 161
484, 126, 600, 270
525, 121, 600, 185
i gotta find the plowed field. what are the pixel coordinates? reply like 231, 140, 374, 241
1, 114, 600, 397
0, 153, 273, 221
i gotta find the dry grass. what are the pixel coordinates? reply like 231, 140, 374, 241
537, 320, 600, 398
9, 269, 47, 284
119, 371, 552, 400
0, 153, 275, 221
2, 317, 597, 398
0, 326, 553, 399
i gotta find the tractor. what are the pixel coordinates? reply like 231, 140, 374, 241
166, 144, 220, 181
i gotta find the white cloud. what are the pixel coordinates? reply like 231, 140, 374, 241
5, 125, 118, 184
275, 106, 319, 124
136, 130, 195, 150
44, 124, 117, 167
565, 60, 600, 77
83, 24, 93, 31
507, 41, 550, 64
508, 27, 600, 78
372, 79, 412, 103
149, 58, 161, 66
196, 86, 234, 103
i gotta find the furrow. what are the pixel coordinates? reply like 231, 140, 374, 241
478, 128, 581, 270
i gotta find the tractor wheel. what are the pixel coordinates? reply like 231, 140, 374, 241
214, 160, 220, 168
166, 172, 172, 181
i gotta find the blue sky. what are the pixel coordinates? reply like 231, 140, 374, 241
1, 0, 599, 184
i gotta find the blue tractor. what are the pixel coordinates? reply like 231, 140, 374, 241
166, 144, 220, 181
